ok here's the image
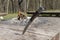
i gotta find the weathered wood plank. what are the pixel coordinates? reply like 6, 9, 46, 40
0, 17, 60, 40
0, 13, 7, 16
27, 17, 60, 40
0, 24, 59, 40
27, 11, 60, 14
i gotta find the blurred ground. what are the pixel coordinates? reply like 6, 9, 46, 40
0, 17, 31, 26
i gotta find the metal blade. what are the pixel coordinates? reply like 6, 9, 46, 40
22, 13, 39, 34
22, 7, 44, 34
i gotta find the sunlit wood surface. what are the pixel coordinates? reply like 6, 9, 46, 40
27, 10, 60, 14
0, 13, 7, 16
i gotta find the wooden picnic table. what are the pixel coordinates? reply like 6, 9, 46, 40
0, 13, 7, 16
27, 11, 60, 14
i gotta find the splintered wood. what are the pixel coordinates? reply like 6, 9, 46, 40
0, 17, 60, 40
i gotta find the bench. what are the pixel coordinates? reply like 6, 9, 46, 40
27, 11, 60, 17
0, 13, 7, 16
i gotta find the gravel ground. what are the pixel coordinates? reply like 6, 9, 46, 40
0, 17, 31, 26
